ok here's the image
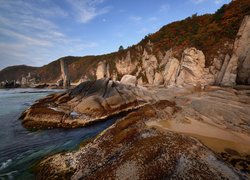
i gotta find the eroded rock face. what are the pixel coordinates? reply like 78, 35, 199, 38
176, 48, 205, 85
60, 59, 70, 88
142, 49, 158, 85
20, 78, 154, 130
215, 54, 231, 85
153, 72, 164, 86
159, 48, 173, 68
176, 48, 214, 86
115, 51, 137, 75
222, 16, 250, 86
96, 61, 108, 79
236, 16, 250, 85
163, 57, 180, 86
36, 99, 245, 180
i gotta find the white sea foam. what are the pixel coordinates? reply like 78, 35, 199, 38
0, 159, 12, 171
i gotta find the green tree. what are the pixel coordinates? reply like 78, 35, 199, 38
118, 45, 124, 51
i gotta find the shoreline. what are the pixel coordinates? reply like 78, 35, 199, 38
22, 81, 250, 179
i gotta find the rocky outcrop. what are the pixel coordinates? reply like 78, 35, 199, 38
96, 61, 110, 79
221, 16, 250, 86
36, 86, 250, 179
60, 59, 70, 88
113, 47, 217, 87
215, 54, 231, 85
153, 72, 164, 86
20, 78, 154, 130
142, 49, 158, 85
236, 16, 250, 84
99, 16, 249, 87
163, 57, 179, 86
176, 48, 214, 86
120, 74, 137, 86
115, 51, 137, 75
159, 49, 173, 68
0, 80, 21, 88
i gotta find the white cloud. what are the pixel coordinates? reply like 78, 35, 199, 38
191, 0, 225, 5
190, 0, 207, 4
0, 43, 45, 68
0, 0, 100, 69
214, 0, 224, 4
67, 0, 111, 23
136, 28, 148, 34
160, 4, 170, 12
0, 0, 68, 18
148, 17, 158, 22
130, 16, 142, 21
114, 32, 125, 38
0, 28, 52, 47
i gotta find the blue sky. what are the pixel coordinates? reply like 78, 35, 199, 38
0, 0, 231, 70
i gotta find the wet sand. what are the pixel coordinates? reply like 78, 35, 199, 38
147, 119, 250, 155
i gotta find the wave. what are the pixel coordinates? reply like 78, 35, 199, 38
0, 170, 18, 179
0, 159, 12, 171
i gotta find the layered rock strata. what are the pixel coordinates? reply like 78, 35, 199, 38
20, 78, 154, 130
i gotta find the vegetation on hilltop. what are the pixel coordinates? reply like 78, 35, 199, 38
139, 0, 250, 65
0, 65, 38, 82
0, 0, 249, 83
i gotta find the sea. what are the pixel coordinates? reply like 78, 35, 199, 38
0, 88, 117, 179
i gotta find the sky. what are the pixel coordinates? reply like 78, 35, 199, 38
0, 0, 231, 70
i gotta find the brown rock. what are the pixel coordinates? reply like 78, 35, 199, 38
36, 101, 243, 180
20, 78, 153, 130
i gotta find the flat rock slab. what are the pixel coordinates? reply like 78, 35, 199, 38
36, 101, 245, 180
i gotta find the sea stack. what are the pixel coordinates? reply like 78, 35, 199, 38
60, 59, 70, 88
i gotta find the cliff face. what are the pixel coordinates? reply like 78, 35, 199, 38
236, 15, 250, 84
220, 15, 250, 86
92, 0, 250, 87
1, 0, 249, 86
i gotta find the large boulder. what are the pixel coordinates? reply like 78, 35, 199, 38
20, 78, 153, 130
120, 74, 137, 86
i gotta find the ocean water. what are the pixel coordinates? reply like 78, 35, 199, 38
0, 89, 118, 179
